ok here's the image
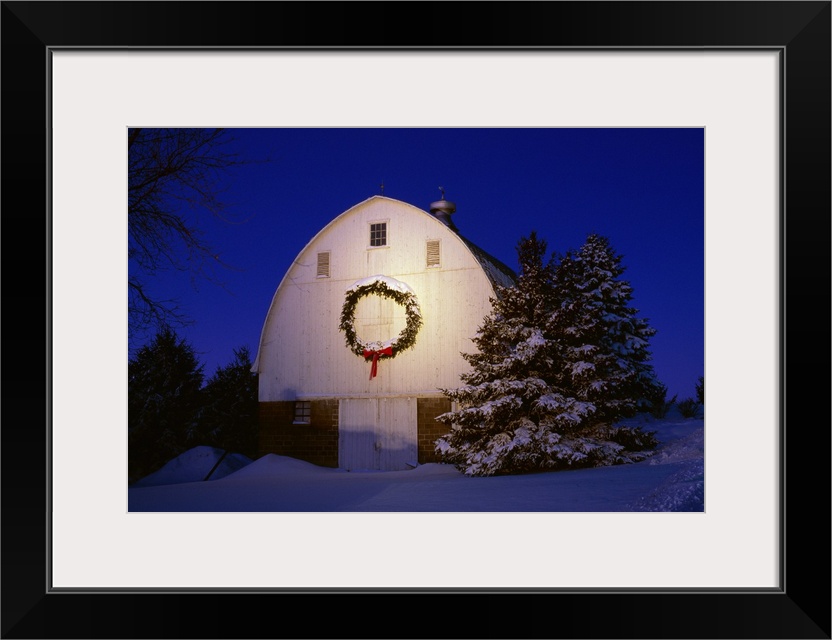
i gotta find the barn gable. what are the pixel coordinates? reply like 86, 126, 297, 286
253, 195, 516, 470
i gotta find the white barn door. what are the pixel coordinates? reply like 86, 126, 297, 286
339, 398, 417, 471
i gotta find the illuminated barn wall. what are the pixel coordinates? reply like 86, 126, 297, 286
252, 196, 514, 470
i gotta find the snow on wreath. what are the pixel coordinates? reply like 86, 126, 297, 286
339, 275, 422, 378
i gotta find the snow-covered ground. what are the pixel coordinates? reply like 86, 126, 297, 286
128, 410, 704, 512
131, 446, 253, 487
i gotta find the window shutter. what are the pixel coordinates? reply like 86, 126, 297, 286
426, 240, 440, 267
316, 252, 330, 277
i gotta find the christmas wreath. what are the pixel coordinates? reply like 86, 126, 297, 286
339, 275, 422, 378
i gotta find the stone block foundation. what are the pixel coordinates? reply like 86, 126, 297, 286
258, 400, 339, 468
417, 397, 452, 464
258, 396, 452, 468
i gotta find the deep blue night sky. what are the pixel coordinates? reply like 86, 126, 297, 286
131, 127, 704, 400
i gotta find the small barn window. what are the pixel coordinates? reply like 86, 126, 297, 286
293, 401, 311, 424
370, 222, 387, 247
316, 251, 330, 278
426, 240, 440, 267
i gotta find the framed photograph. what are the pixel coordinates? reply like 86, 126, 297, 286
3, 2, 829, 638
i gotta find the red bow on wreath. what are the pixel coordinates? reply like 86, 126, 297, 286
363, 346, 394, 380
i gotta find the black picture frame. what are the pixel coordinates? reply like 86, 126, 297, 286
2, 2, 829, 638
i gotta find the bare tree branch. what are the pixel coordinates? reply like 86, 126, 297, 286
128, 128, 245, 338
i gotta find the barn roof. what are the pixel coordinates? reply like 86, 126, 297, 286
417, 194, 517, 291
457, 235, 517, 292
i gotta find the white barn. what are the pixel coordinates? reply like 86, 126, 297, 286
252, 194, 515, 471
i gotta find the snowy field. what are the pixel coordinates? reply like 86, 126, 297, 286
128, 410, 704, 512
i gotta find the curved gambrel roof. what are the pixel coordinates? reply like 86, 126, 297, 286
458, 235, 516, 292
251, 195, 517, 371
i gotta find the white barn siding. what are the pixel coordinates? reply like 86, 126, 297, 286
339, 398, 417, 471
254, 197, 501, 400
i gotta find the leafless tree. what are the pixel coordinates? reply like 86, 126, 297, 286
128, 128, 242, 334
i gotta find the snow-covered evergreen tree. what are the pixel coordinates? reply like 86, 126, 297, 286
435, 233, 657, 477
553, 234, 663, 423
435, 232, 660, 477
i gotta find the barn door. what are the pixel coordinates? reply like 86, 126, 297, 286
338, 398, 376, 472
339, 398, 417, 471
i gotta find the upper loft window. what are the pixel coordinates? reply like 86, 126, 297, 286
316, 251, 330, 278
370, 222, 387, 247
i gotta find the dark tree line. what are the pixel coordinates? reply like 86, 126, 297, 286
128, 329, 258, 484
